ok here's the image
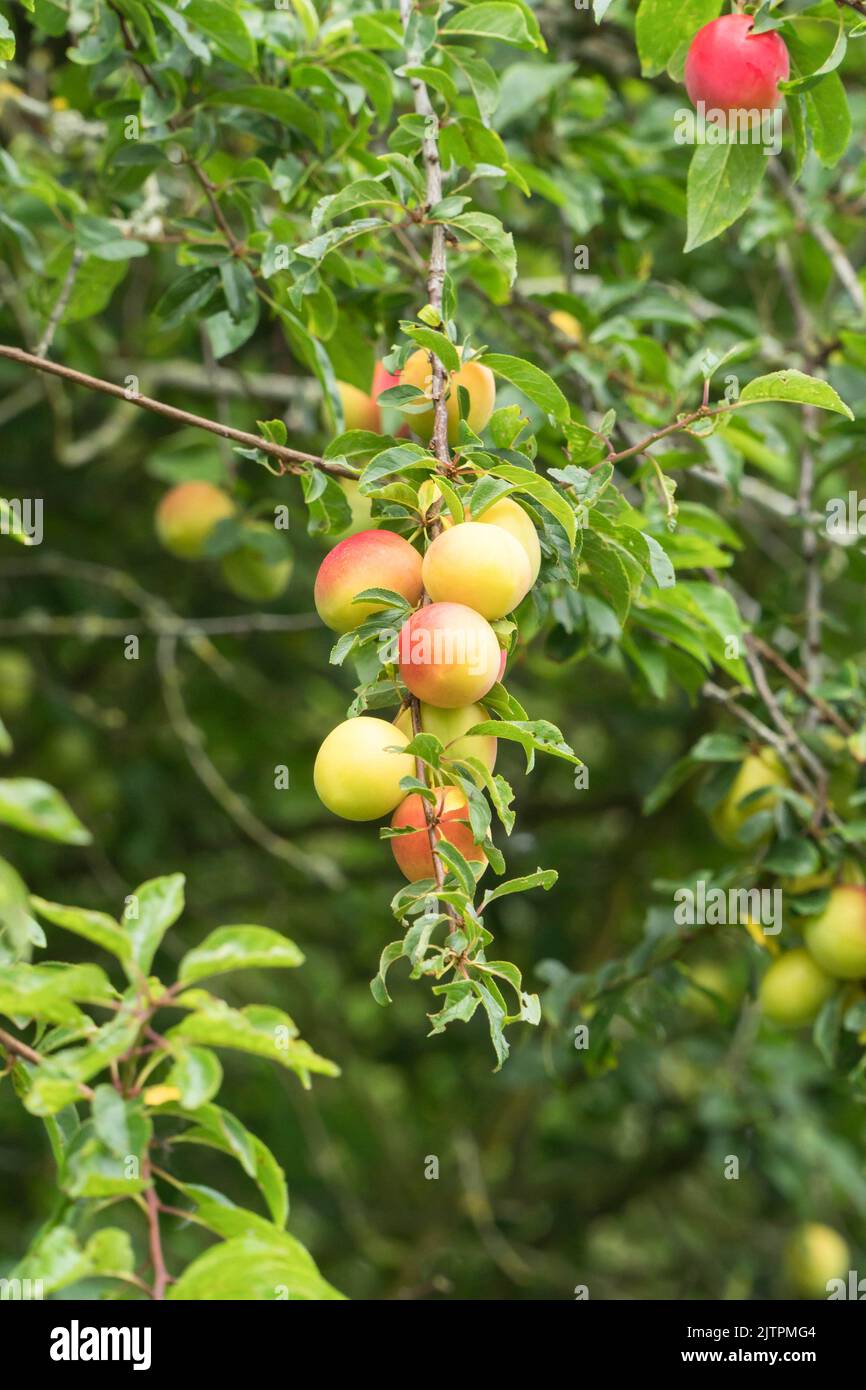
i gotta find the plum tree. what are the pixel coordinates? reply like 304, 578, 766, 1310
758, 949, 835, 1027
802, 886, 866, 979
314, 717, 415, 821
221, 524, 293, 602
709, 749, 789, 847
336, 379, 380, 433
397, 602, 502, 708
394, 702, 496, 778
684, 15, 790, 113
314, 529, 423, 632
400, 348, 496, 443
421, 521, 532, 619
155, 481, 235, 560
390, 787, 486, 882
784, 1223, 850, 1300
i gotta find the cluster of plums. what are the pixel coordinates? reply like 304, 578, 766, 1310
705, 748, 866, 1028
155, 480, 292, 601
312, 355, 545, 881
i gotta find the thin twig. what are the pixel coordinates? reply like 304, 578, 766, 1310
748, 637, 853, 736
142, 1160, 171, 1300
770, 161, 865, 316
156, 633, 343, 887
33, 249, 84, 358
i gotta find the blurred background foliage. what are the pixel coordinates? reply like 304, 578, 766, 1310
1, 0, 866, 1298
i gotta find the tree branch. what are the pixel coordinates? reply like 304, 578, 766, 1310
0, 344, 355, 477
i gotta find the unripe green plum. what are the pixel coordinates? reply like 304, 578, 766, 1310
390, 786, 486, 882
759, 948, 835, 1027
397, 602, 501, 708
314, 716, 414, 821
221, 524, 293, 602
0, 649, 34, 717
156, 481, 235, 560
394, 701, 496, 780
315, 530, 423, 633
683, 959, 745, 1020
710, 749, 789, 847
422, 521, 531, 620
803, 885, 866, 979
784, 1223, 849, 1300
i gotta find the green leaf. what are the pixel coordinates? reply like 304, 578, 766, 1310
737, 370, 854, 420
23, 1011, 141, 1115
178, 925, 304, 985
468, 719, 579, 772
635, 0, 721, 77
171, 1102, 287, 1227
804, 73, 851, 168
480, 353, 569, 422
168, 1229, 344, 1300
123, 873, 185, 974
294, 218, 386, 268
30, 896, 132, 965
402, 325, 462, 375
167, 993, 340, 1086
0, 779, 90, 844
12, 1225, 134, 1295
204, 87, 323, 150
166, 1046, 223, 1109
480, 869, 558, 908
91, 1084, 132, 1158
184, 0, 257, 70
0, 962, 114, 1026
371, 940, 405, 1006
448, 213, 517, 285
63, 1114, 150, 1197
313, 178, 399, 228
684, 142, 767, 253
442, 2, 540, 50
0, 14, 15, 63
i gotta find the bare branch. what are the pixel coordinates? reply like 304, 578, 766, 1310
0, 344, 355, 477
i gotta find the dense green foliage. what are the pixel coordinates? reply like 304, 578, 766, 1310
1, 0, 866, 1300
